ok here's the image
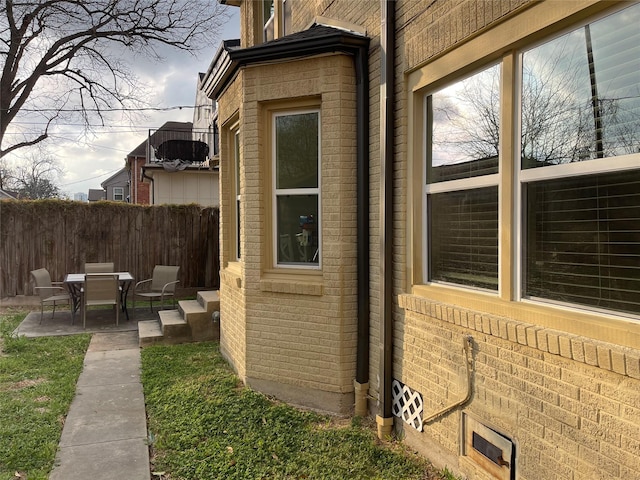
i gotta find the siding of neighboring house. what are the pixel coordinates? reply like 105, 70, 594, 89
101, 168, 129, 202
147, 168, 219, 207
212, 1, 640, 479
87, 189, 105, 202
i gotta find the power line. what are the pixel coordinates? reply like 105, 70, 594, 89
61, 168, 122, 187
6, 104, 212, 113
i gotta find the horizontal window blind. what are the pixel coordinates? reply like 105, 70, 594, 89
430, 187, 498, 290
525, 170, 640, 315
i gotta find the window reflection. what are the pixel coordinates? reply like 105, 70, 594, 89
427, 64, 500, 183
522, 4, 640, 168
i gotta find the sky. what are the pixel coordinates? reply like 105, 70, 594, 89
32, 6, 240, 199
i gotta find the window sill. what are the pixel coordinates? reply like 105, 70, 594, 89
260, 270, 323, 296
408, 283, 640, 352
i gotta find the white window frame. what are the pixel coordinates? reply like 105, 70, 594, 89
232, 125, 241, 262
514, 11, 640, 315
113, 187, 124, 201
271, 109, 321, 270
422, 63, 502, 293
416, 3, 640, 320
263, 0, 275, 42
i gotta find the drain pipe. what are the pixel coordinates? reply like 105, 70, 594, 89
376, 0, 395, 440
141, 167, 155, 204
354, 36, 371, 418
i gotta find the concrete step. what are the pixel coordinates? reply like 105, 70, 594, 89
138, 291, 221, 347
178, 299, 217, 342
198, 290, 220, 313
138, 320, 163, 348
158, 309, 191, 343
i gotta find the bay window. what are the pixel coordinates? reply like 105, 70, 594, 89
273, 110, 320, 268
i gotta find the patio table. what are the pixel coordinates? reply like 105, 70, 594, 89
64, 272, 134, 322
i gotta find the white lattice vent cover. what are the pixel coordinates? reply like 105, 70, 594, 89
391, 380, 424, 432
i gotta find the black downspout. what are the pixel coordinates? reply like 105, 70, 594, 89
376, 0, 395, 438
141, 167, 154, 204
354, 41, 371, 416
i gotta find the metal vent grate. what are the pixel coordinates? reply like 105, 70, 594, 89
392, 380, 424, 432
463, 414, 514, 480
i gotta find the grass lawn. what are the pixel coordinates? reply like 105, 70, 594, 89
142, 342, 457, 480
0, 310, 91, 480
0, 307, 459, 480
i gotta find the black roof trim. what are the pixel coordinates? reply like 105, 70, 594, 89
229, 24, 369, 66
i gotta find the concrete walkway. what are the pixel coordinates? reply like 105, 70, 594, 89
49, 331, 151, 480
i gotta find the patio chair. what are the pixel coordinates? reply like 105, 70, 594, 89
84, 262, 115, 273
30, 268, 71, 324
134, 265, 180, 313
82, 273, 120, 328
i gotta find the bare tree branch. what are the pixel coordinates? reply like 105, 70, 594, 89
1, 0, 229, 158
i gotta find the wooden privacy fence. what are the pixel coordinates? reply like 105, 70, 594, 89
0, 200, 219, 298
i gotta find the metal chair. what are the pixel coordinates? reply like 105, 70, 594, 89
134, 266, 180, 313
82, 273, 120, 328
30, 268, 71, 324
84, 262, 115, 273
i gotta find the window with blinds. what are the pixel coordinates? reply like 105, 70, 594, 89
425, 63, 500, 291
521, 4, 640, 316
430, 187, 498, 290
525, 171, 640, 315
521, 3, 639, 168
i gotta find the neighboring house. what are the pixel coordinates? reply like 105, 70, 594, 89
101, 168, 129, 202
126, 121, 191, 205
205, 1, 640, 480
126, 120, 219, 206
87, 189, 105, 202
0, 189, 17, 200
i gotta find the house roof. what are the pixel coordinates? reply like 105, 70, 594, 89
127, 121, 193, 158
101, 167, 129, 188
209, 24, 369, 99
201, 39, 241, 98
0, 188, 17, 200
229, 24, 369, 64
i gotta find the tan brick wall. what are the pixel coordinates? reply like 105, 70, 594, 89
399, 295, 640, 479
217, 54, 360, 410
243, 55, 358, 398
403, 0, 534, 71
217, 73, 247, 380
218, 0, 640, 478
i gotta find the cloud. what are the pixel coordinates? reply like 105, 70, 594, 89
12, 7, 241, 198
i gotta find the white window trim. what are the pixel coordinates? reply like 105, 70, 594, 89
232, 125, 241, 262
422, 66, 501, 292
113, 187, 124, 201
271, 109, 322, 270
